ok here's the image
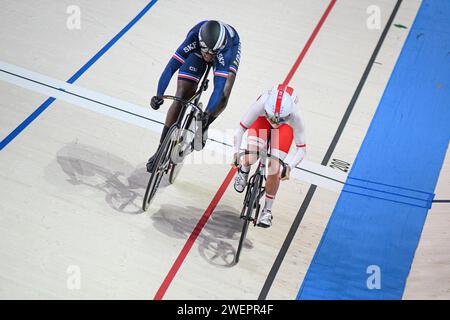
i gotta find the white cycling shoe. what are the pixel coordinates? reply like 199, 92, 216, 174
234, 168, 249, 193
257, 209, 273, 228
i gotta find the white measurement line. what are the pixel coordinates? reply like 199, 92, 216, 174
0, 60, 347, 192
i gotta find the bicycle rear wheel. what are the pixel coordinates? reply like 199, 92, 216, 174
235, 173, 262, 264
142, 126, 177, 211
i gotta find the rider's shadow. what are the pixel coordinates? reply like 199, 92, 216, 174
151, 204, 254, 267
51, 142, 165, 214
49, 142, 253, 267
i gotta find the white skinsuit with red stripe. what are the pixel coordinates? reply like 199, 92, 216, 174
233, 89, 307, 170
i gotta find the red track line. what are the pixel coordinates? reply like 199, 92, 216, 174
153, 0, 336, 300
154, 168, 237, 300
283, 0, 337, 86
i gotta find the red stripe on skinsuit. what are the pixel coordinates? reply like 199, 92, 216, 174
275, 85, 286, 114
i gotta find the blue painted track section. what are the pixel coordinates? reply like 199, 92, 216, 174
298, 0, 450, 299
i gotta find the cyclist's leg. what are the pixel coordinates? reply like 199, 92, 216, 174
234, 117, 269, 192
264, 124, 294, 210
146, 80, 196, 172
257, 124, 293, 227
161, 53, 207, 141
163, 80, 196, 127
241, 117, 269, 166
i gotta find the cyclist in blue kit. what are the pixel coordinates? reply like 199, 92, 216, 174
147, 20, 241, 172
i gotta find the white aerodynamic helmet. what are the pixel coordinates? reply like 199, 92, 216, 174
264, 84, 297, 124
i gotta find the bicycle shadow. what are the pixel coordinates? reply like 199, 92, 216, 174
49, 142, 255, 267
51, 142, 166, 214
150, 204, 254, 268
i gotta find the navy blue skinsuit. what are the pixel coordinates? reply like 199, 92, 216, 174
156, 20, 241, 114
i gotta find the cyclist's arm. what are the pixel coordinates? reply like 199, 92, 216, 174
156, 57, 183, 96
205, 74, 229, 114
205, 65, 239, 116
288, 109, 307, 169
233, 124, 246, 155
156, 31, 198, 96
205, 42, 241, 115
233, 95, 266, 154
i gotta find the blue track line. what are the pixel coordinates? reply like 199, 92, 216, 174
0, 0, 159, 151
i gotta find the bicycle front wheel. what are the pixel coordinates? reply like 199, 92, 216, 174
235, 173, 262, 264
142, 126, 177, 211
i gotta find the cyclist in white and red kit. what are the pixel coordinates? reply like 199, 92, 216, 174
232, 84, 306, 228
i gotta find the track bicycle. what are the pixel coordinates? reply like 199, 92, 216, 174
142, 65, 211, 211
234, 146, 287, 264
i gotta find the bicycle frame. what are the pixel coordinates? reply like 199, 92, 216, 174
160, 63, 211, 128
158, 64, 212, 164
234, 144, 288, 262
240, 151, 268, 225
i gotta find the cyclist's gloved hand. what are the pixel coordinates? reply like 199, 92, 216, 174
231, 152, 240, 168
280, 164, 291, 181
150, 96, 164, 110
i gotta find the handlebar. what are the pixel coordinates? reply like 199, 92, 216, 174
234, 150, 288, 178
155, 64, 210, 114
158, 95, 204, 114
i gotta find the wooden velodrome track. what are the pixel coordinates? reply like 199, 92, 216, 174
0, 0, 448, 299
